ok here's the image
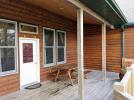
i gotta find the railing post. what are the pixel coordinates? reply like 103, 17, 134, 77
127, 66, 134, 96
114, 82, 125, 94
131, 66, 134, 96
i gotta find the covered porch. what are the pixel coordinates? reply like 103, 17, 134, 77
0, 70, 119, 100
0, 0, 127, 99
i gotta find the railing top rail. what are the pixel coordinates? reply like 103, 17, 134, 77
121, 70, 131, 84
125, 58, 134, 62
114, 62, 134, 99
120, 64, 134, 84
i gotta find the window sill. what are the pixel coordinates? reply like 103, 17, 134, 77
44, 63, 55, 67
57, 61, 66, 65
44, 61, 67, 68
0, 70, 18, 77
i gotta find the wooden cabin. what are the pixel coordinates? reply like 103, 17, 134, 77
0, 0, 134, 99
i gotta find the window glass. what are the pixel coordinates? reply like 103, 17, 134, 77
0, 19, 16, 74
0, 22, 15, 46
57, 31, 65, 63
58, 48, 64, 62
44, 30, 54, 46
44, 28, 54, 65
23, 43, 33, 63
0, 48, 15, 72
20, 24, 38, 34
45, 48, 53, 64
58, 31, 65, 46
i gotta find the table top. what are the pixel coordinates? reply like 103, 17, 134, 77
56, 64, 77, 70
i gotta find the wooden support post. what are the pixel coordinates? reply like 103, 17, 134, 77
0, 49, 1, 72
102, 23, 106, 81
77, 8, 84, 100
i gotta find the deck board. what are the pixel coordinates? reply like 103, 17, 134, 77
0, 70, 119, 100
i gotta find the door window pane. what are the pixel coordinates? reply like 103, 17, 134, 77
58, 31, 65, 46
58, 48, 64, 62
45, 48, 53, 64
0, 22, 15, 46
23, 43, 33, 63
44, 29, 54, 46
0, 48, 15, 72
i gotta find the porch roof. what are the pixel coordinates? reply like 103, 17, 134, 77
80, 0, 128, 27
22, 0, 128, 28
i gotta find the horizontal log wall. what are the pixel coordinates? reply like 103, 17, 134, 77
125, 27, 134, 58
0, 0, 77, 95
106, 29, 122, 72
84, 25, 122, 72
84, 25, 102, 70
0, 0, 129, 96
0, 74, 19, 96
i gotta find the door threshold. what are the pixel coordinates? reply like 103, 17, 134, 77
21, 81, 39, 89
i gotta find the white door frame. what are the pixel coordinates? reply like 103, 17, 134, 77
19, 37, 40, 88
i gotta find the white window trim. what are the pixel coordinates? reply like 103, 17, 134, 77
56, 30, 66, 64
43, 27, 56, 67
0, 18, 18, 76
19, 23, 39, 34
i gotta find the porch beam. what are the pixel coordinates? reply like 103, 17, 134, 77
77, 8, 84, 100
68, 0, 114, 29
102, 23, 106, 80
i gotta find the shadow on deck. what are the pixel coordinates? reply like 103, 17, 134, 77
0, 70, 119, 100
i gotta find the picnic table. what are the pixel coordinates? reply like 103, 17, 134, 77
54, 64, 77, 86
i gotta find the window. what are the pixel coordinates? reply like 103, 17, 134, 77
43, 28, 66, 67
23, 43, 33, 63
0, 19, 17, 76
57, 30, 66, 64
44, 28, 55, 66
19, 23, 38, 34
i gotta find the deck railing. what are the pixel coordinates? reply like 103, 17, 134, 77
124, 58, 134, 67
114, 64, 134, 100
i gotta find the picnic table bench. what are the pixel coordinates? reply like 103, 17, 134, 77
48, 64, 91, 85
54, 64, 77, 85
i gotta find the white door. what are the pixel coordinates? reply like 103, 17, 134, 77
19, 38, 40, 88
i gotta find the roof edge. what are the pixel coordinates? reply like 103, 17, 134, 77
106, 0, 128, 24
124, 23, 134, 27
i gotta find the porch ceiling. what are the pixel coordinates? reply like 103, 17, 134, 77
80, 0, 128, 27
22, 0, 102, 25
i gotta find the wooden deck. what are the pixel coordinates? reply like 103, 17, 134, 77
0, 70, 119, 100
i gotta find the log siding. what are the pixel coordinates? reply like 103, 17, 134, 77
0, 0, 77, 95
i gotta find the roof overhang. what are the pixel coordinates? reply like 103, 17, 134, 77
68, 0, 114, 29
22, 0, 127, 28
79, 0, 128, 27
22, 0, 104, 25
124, 23, 134, 28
